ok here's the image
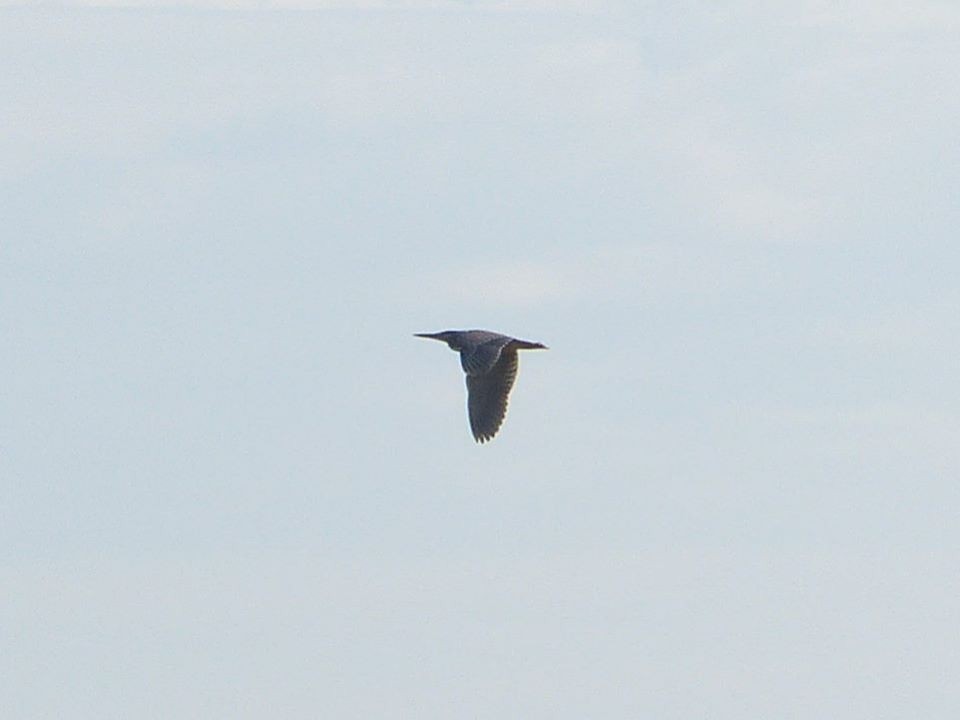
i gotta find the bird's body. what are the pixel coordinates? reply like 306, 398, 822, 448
415, 329, 547, 443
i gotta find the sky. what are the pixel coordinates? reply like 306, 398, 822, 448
2, 1, 959, 717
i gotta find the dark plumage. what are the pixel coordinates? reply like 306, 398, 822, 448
414, 329, 547, 443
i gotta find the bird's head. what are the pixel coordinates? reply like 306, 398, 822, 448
414, 331, 463, 351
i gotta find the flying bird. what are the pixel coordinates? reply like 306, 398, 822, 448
415, 329, 547, 443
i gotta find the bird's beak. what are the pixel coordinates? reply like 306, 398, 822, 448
414, 332, 444, 340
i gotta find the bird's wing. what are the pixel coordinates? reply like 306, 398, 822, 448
460, 336, 512, 376
466, 348, 518, 443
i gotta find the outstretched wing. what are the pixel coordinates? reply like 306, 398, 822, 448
466, 348, 518, 443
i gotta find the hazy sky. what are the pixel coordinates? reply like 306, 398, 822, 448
3, 1, 959, 718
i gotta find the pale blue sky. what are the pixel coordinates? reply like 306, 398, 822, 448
3, 2, 959, 718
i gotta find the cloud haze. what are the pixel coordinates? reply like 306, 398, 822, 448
2, 2, 958, 718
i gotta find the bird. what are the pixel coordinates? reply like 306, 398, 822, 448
414, 329, 547, 443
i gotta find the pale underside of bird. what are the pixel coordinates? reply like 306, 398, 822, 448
415, 329, 548, 443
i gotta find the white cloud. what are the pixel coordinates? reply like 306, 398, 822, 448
23, 0, 596, 8
430, 239, 792, 309
797, 0, 960, 32
800, 290, 960, 353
